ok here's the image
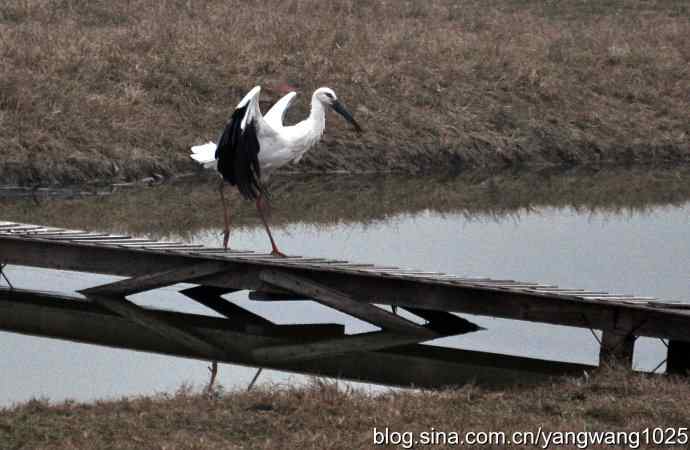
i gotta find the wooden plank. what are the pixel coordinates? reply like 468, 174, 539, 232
116, 241, 182, 246
260, 269, 437, 338
457, 280, 528, 285
142, 247, 206, 252
76, 239, 155, 245
48, 234, 117, 240
445, 279, 519, 284
2, 233, 688, 344
140, 244, 203, 248
204, 252, 272, 257
9, 228, 60, 234
85, 293, 225, 360
647, 302, 690, 310
617, 299, 659, 305
365, 270, 444, 276
69, 235, 132, 241
263, 259, 350, 265
401, 307, 483, 335
26, 232, 99, 238
12, 231, 83, 237
262, 323, 346, 340
0, 225, 43, 231
81, 261, 230, 297
298, 260, 351, 265
361, 268, 440, 274
253, 331, 429, 363
187, 248, 257, 253
180, 285, 273, 325
236, 257, 328, 263
318, 263, 376, 268
437, 276, 514, 281
532, 289, 608, 294
231, 255, 308, 260
599, 329, 636, 368
248, 291, 306, 302
106, 243, 169, 248
477, 283, 557, 289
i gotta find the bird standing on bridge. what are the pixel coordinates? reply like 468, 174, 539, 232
191, 86, 362, 256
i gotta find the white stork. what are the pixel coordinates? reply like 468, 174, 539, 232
190, 86, 362, 256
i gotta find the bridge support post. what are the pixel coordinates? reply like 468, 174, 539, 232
599, 329, 636, 368
666, 340, 690, 376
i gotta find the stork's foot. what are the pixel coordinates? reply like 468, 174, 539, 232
271, 247, 288, 258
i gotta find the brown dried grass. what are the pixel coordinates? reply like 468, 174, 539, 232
1, 368, 689, 449
0, 0, 688, 186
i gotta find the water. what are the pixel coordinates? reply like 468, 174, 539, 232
1, 173, 688, 406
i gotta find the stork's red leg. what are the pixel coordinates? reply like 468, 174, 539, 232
256, 195, 286, 257
218, 181, 231, 250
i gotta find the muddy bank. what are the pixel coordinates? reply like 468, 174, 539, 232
2, 166, 689, 239
0, 0, 688, 186
1, 140, 688, 188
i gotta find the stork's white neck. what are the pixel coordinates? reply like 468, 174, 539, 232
307, 95, 326, 139
279, 92, 327, 155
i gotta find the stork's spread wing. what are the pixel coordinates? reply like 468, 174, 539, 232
215, 86, 271, 200
264, 91, 297, 129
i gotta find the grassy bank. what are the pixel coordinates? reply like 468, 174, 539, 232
0, 0, 688, 186
1, 368, 689, 449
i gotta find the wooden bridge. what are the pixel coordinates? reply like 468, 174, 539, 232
1, 220, 688, 388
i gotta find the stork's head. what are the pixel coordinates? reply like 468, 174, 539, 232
314, 87, 363, 132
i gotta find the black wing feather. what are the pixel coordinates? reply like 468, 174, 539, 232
215, 104, 267, 200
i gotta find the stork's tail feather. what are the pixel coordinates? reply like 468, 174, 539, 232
190, 142, 218, 169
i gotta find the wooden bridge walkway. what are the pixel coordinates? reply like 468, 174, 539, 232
0, 220, 688, 387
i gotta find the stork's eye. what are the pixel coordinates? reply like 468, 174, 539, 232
325, 93, 334, 99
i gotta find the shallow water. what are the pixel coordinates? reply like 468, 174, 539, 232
1, 173, 689, 406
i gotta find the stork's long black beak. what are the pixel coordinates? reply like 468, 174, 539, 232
331, 100, 363, 133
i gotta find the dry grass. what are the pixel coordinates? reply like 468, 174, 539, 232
1, 368, 689, 449
1, 166, 689, 239
0, 0, 688, 186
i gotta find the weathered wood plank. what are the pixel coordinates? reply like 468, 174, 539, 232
0, 225, 43, 231
401, 307, 483, 335
9, 228, 60, 234
84, 293, 225, 360
253, 331, 428, 363
81, 261, 230, 297
188, 248, 257, 253
180, 285, 273, 325
204, 252, 272, 257
76, 239, 155, 245
47, 234, 117, 240
260, 269, 438, 338
9, 231, 87, 237
1, 233, 686, 345
140, 244, 203, 248
248, 291, 306, 302
599, 329, 636, 368
114, 241, 182, 247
